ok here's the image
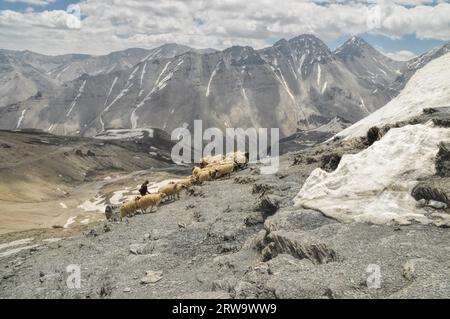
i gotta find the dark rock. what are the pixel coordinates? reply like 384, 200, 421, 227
292, 155, 303, 166
129, 243, 154, 255
306, 157, 318, 164
252, 183, 273, 195
193, 211, 204, 222
436, 143, 450, 177
323, 288, 334, 299
412, 185, 449, 205
105, 205, 121, 222
85, 229, 98, 238
320, 153, 342, 172
103, 224, 111, 233
187, 187, 205, 197
244, 212, 265, 227
223, 232, 236, 242
219, 244, 239, 254
86, 150, 96, 157
367, 126, 380, 146
75, 149, 84, 157
255, 195, 281, 216
262, 231, 338, 265
1, 143, 11, 149
234, 176, 256, 184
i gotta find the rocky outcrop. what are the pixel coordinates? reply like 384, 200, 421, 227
320, 153, 342, 172
436, 143, 450, 177
412, 185, 449, 206
105, 205, 121, 221
260, 230, 338, 265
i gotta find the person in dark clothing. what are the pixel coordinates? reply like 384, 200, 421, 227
139, 181, 150, 196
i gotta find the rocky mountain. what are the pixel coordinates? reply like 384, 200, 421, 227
0, 35, 413, 138
0, 44, 198, 109
0, 50, 60, 107
334, 36, 404, 97
391, 41, 450, 92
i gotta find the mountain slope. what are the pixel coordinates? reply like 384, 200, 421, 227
336, 51, 450, 139
0, 44, 198, 109
335, 36, 405, 97
0, 51, 60, 108
45, 44, 197, 83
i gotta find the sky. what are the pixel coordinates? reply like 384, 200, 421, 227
0, 0, 449, 61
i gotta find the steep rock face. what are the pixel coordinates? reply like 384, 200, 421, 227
1, 35, 406, 138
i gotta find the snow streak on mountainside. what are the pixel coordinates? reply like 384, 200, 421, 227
336, 52, 450, 139
0, 35, 411, 138
295, 123, 450, 225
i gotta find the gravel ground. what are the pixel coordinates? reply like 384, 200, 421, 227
1, 142, 449, 299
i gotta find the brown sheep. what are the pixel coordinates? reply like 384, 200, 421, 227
158, 183, 185, 201
178, 176, 196, 189
138, 193, 166, 213
120, 197, 141, 221
200, 154, 225, 168
212, 163, 236, 179
195, 170, 212, 184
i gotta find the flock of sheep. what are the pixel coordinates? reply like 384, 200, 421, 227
119, 151, 250, 221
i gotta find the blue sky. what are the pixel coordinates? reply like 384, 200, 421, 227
0, 0, 449, 58
0, 0, 78, 12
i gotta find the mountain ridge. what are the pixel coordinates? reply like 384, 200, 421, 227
1, 34, 446, 139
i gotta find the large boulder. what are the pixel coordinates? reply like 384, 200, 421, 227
105, 205, 121, 222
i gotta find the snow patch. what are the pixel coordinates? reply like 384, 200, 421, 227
295, 123, 450, 225
321, 81, 328, 94
66, 80, 86, 117
63, 216, 77, 229
0, 238, 34, 251
0, 245, 40, 258
16, 109, 27, 129
206, 62, 221, 97
77, 196, 105, 213
95, 128, 154, 140
317, 64, 321, 87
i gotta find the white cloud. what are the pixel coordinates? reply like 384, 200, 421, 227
0, 0, 449, 55
382, 50, 418, 61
